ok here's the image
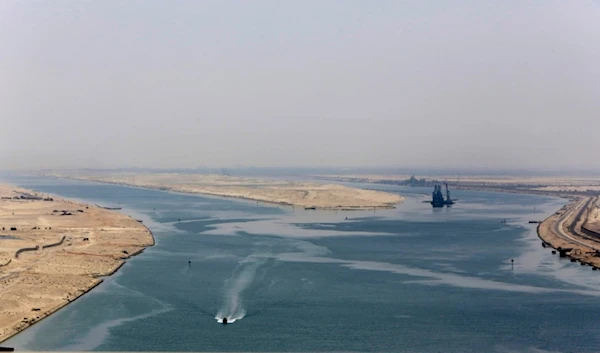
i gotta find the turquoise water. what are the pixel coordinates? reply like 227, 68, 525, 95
3, 176, 600, 352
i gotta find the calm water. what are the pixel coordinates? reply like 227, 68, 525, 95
3, 175, 600, 353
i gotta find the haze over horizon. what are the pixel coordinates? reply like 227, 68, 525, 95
2, 1, 599, 172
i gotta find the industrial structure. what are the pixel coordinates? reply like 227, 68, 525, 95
430, 183, 456, 207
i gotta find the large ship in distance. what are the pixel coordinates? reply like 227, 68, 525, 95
429, 183, 457, 207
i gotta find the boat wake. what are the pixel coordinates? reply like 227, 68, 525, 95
215, 255, 269, 324
215, 317, 240, 324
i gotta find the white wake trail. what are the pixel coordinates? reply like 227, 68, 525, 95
215, 255, 268, 323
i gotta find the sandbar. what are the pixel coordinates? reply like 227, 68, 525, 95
47, 172, 404, 210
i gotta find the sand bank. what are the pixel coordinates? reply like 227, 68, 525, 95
586, 198, 600, 234
537, 196, 600, 268
0, 184, 154, 343
47, 172, 403, 210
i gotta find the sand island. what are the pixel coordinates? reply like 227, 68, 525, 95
47, 172, 404, 210
0, 184, 154, 343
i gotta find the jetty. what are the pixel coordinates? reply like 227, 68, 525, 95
95, 204, 122, 210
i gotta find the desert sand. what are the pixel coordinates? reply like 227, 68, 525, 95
532, 185, 600, 192
48, 172, 403, 210
585, 198, 600, 234
320, 174, 600, 187
319, 174, 600, 195
0, 184, 154, 343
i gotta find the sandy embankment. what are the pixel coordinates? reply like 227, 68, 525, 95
48, 173, 403, 210
537, 197, 600, 267
0, 184, 154, 343
584, 198, 600, 234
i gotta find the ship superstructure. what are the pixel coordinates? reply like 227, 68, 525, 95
430, 183, 456, 207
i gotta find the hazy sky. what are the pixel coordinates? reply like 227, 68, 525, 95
1, 1, 599, 171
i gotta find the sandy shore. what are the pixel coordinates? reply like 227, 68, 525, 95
0, 184, 154, 343
586, 198, 600, 233
536, 195, 600, 268
47, 172, 403, 210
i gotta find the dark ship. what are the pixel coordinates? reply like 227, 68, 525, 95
430, 183, 456, 207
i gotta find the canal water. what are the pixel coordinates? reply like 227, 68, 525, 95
3, 175, 599, 353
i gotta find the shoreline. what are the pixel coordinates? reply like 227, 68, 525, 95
46, 174, 403, 210
1, 225, 154, 344
0, 184, 155, 344
4, 175, 598, 345
319, 176, 600, 267
4, 276, 105, 345
413, 183, 600, 264
535, 196, 600, 268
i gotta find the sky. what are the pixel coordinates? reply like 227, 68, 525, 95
1, 1, 599, 172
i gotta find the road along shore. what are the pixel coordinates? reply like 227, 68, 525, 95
0, 184, 154, 343
317, 173, 600, 268
537, 195, 600, 268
